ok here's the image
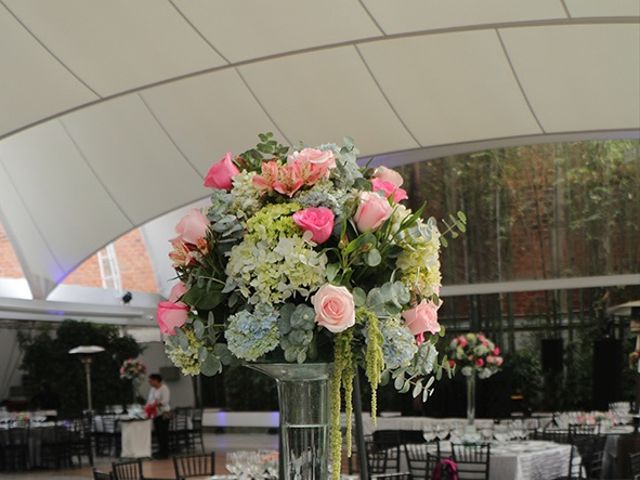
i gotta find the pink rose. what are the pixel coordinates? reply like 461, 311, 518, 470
289, 148, 336, 170
371, 178, 408, 203
168, 282, 188, 303
293, 207, 335, 244
204, 152, 240, 190
354, 192, 393, 232
156, 301, 188, 336
175, 209, 210, 245
492, 346, 501, 356
495, 356, 504, 367
311, 284, 355, 333
401, 300, 441, 336
476, 358, 485, 367
458, 336, 468, 348
373, 166, 404, 188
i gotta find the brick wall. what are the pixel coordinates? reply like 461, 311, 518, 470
64, 228, 159, 293
0, 223, 158, 294
0, 224, 23, 278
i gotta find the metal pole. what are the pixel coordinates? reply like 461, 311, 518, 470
83, 358, 93, 411
353, 367, 369, 480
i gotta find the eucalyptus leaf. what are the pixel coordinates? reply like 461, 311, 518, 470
366, 249, 382, 267
193, 320, 205, 339
200, 354, 222, 376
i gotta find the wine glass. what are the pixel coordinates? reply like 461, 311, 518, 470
423, 426, 436, 442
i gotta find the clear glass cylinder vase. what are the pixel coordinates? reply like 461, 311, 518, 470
249, 363, 331, 480
466, 373, 476, 427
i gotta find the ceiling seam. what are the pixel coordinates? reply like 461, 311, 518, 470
495, 29, 546, 134
357, 0, 387, 35
167, 0, 232, 64
0, 0, 101, 98
0, 158, 64, 276
560, 0, 573, 19
0, 16, 637, 142
58, 118, 136, 226
353, 44, 422, 148
137, 93, 206, 180
234, 68, 292, 146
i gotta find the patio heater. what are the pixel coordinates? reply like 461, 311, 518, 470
69, 345, 105, 412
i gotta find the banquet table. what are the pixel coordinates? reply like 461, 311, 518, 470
427, 440, 574, 480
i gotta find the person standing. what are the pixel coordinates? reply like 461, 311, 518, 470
146, 373, 171, 458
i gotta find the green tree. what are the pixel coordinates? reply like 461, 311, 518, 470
18, 320, 141, 415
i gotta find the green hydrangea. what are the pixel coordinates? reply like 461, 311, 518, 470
225, 203, 327, 304
396, 217, 442, 299
165, 329, 203, 376
230, 171, 262, 221
225, 304, 280, 361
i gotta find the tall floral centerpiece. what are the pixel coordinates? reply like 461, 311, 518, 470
447, 333, 503, 428
157, 134, 464, 479
119, 358, 147, 404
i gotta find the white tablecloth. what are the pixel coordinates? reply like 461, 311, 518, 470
431, 441, 573, 480
121, 419, 151, 458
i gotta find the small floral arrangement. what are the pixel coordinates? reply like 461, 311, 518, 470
119, 358, 147, 381
156, 134, 465, 478
447, 332, 503, 379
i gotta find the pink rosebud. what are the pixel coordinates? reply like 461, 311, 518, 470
448, 359, 456, 369
354, 191, 393, 233
371, 178, 408, 203
175, 209, 210, 245
168, 282, 188, 303
373, 166, 404, 188
204, 152, 240, 190
401, 299, 441, 336
415, 332, 425, 345
492, 347, 500, 356
156, 301, 188, 336
476, 358, 485, 367
311, 284, 355, 333
293, 207, 335, 244
288, 148, 336, 170
458, 336, 468, 348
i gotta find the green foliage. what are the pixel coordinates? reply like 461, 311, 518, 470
236, 132, 290, 172
223, 365, 278, 411
502, 348, 543, 410
18, 320, 141, 415
279, 303, 316, 363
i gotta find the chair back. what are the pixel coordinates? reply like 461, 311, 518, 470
451, 443, 490, 480
171, 408, 189, 432
372, 430, 401, 473
173, 452, 216, 479
569, 423, 599, 436
404, 442, 440, 480
571, 433, 605, 478
112, 459, 143, 480
366, 439, 389, 474
93, 469, 113, 480
534, 428, 570, 444
630, 451, 640, 480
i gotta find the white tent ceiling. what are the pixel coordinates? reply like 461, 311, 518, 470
0, 1, 638, 300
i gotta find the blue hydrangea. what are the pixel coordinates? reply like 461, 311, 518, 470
379, 317, 418, 370
225, 304, 279, 361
